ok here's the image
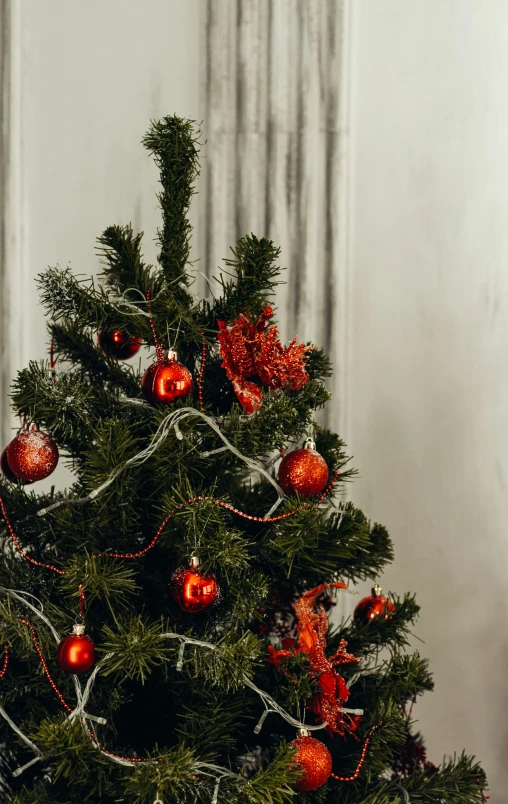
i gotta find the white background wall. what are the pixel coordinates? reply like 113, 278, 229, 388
347, 1, 508, 797
3, 0, 202, 429
1, 0, 506, 798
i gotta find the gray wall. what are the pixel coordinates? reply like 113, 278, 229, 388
348, 1, 508, 796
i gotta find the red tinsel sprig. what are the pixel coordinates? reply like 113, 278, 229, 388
268, 582, 359, 737
217, 306, 312, 413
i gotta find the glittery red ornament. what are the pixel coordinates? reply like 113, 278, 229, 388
290, 731, 333, 792
278, 440, 329, 498
98, 330, 142, 360
141, 351, 193, 404
56, 624, 95, 674
354, 585, 395, 623
169, 556, 219, 614
0, 447, 30, 484
6, 431, 58, 483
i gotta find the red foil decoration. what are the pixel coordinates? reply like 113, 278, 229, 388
56, 625, 95, 674
217, 306, 311, 413
98, 330, 142, 360
290, 734, 333, 791
391, 731, 437, 779
269, 582, 358, 736
7, 431, 58, 483
278, 444, 329, 498
354, 585, 395, 624
141, 355, 193, 404
169, 560, 219, 614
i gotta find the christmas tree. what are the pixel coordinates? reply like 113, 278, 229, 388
0, 115, 486, 803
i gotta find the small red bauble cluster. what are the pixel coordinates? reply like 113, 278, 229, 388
2, 431, 58, 483
278, 439, 329, 499
56, 624, 95, 674
290, 731, 333, 791
354, 585, 395, 623
142, 351, 193, 405
98, 330, 142, 360
169, 556, 219, 614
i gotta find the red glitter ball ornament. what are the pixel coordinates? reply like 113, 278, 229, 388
169, 556, 219, 614
141, 350, 193, 404
98, 330, 142, 360
278, 439, 329, 498
6, 431, 58, 483
0, 446, 30, 484
354, 585, 395, 623
56, 624, 95, 674
290, 730, 333, 792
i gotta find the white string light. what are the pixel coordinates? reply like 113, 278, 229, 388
37, 406, 286, 517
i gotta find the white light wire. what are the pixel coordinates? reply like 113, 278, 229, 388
0, 595, 362, 790
37, 407, 286, 518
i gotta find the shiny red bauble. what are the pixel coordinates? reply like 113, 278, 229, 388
278, 441, 329, 498
141, 351, 193, 405
169, 557, 219, 614
354, 585, 395, 623
6, 431, 59, 483
290, 732, 333, 792
56, 624, 95, 674
98, 330, 142, 360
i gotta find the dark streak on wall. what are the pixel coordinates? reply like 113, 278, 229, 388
201, 0, 344, 426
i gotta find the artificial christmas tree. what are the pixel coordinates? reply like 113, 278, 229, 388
0, 115, 486, 803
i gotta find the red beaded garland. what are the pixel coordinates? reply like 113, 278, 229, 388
0, 645, 9, 678
169, 558, 219, 614
354, 585, 395, 623
56, 625, 96, 674
290, 733, 333, 792
6, 431, 58, 483
278, 442, 329, 498
98, 330, 142, 360
141, 353, 193, 405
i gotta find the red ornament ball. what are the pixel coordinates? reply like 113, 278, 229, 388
6, 431, 58, 483
169, 557, 219, 614
0, 446, 30, 484
278, 441, 329, 498
354, 585, 395, 623
290, 732, 333, 792
141, 352, 193, 404
98, 330, 142, 360
56, 625, 95, 674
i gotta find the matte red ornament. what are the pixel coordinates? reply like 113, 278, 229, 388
6, 431, 58, 483
141, 350, 193, 404
169, 556, 219, 614
290, 731, 333, 792
56, 624, 95, 674
98, 330, 142, 360
278, 439, 329, 498
354, 585, 395, 623
0, 447, 30, 484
